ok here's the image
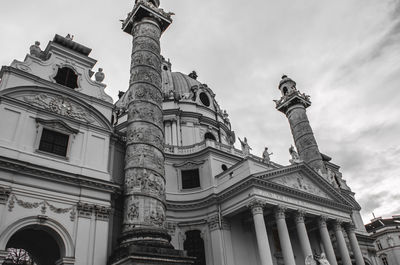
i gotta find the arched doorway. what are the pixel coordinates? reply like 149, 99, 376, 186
4, 226, 61, 265
184, 230, 206, 265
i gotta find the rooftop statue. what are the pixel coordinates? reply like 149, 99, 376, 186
29, 41, 46, 60
289, 144, 302, 164
262, 147, 273, 164
95, 68, 105, 83
238, 137, 252, 156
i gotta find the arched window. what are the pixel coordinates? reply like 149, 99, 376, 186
6, 228, 61, 265
54, 67, 78, 89
204, 132, 216, 141
184, 230, 206, 265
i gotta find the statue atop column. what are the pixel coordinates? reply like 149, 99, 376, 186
238, 137, 252, 156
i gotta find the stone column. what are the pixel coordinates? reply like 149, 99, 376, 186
248, 200, 274, 265
345, 223, 365, 265
275, 206, 296, 265
122, 14, 170, 247
171, 119, 178, 146
333, 221, 352, 265
318, 216, 338, 265
295, 210, 313, 259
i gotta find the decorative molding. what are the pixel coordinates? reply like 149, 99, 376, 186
173, 160, 206, 169
35, 118, 79, 134
77, 202, 111, 220
7, 194, 76, 221
0, 156, 121, 194
247, 199, 266, 216
208, 215, 231, 231
295, 209, 306, 224
318, 216, 329, 228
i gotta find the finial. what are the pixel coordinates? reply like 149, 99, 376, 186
188, 71, 198, 80
282, 74, 287, 79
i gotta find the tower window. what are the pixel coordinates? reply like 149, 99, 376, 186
181, 169, 200, 189
39, 128, 69, 156
204, 132, 216, 141
221, 164, 228, 171
199, 92, 210, 107
184, 230, 206, 265
54, 67, 78, 89
282, 86, 288, 95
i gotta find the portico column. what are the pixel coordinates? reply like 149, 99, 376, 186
248, 200, 274, 265
318, 216, 338, 265
295, 210, 313, 259
333, 220, 352, 265
345, 223, 365, 265
275, 206, 296, 265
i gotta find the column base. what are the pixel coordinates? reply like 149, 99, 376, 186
109, 245, 195, 265
119, 228, 173, 249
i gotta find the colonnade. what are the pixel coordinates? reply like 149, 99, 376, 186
248, 200, 365, 265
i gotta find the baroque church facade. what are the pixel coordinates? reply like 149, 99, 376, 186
0, 1, 379, 265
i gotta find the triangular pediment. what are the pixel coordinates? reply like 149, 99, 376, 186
269, 171, 331, 199
255, 164, 352, 207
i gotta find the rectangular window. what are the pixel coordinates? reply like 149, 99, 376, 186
39, 128, 69, 156
181, 169, 200, 189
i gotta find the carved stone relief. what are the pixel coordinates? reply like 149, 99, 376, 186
126, 124, 164, 151
133, 23, 161, 40
271, 173, 330, 199
23, 94, 95, 124
125, 144, 164, 175
125, 168, 165, 198
8, 194, 76, 221
129, 68, 161, 87
128, 103, 163, 128
132, 37, 161, 54
131, 51, 161, 70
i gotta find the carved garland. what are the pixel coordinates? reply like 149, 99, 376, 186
8, 194, 76, 221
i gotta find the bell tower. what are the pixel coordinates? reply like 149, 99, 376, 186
110, 1, 193, 264
275, 75, 326, 173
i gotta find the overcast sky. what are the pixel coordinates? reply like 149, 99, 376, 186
1, 0, 399, 224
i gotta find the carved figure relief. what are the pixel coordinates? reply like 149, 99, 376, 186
271, 174, 330, 199
126, 126, 164, 150
145, 203, 165, 226
23, 94, 95, 124
125, 168, 165, 197
132, 37, 161, 54
131, 51, 161, 70
128, 104, 163, 127
127, 199, 139, 221
129, 68, 161, 87
125, 145, 164, 176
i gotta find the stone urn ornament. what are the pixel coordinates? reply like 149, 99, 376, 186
95, 68, 105, 83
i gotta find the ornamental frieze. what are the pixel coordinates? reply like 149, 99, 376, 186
133, 23, 161, 40
144, 201, 165, 227
8, 194, 76, 221
23, 94, 95, 124
0, 186, 11, 205
126, 125, 164, 151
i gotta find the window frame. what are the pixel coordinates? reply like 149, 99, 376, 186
181, 168, 201, 190
34, 118, 78, 160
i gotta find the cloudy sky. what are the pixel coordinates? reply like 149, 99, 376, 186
1, 0, 399, 224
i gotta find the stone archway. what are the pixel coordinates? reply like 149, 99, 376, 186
0, 217, 75, 265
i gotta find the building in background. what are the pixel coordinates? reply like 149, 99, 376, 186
366, 216, 400, 265
0, 1, 380, 265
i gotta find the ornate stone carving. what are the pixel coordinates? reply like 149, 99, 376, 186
77, 202, 111, 220
0, 186, 11, 205
289, 145, 302, 164
247, 199, 266, 215
318, 216, 329, 228
29, 41, 47, 60
271, 173, 329, 199
131, 51, 161, 70
126, 125, 164, 150
274, 205, 287, 220
125, 168, 165, 198
295, 209, 306, 223
129, 68, 161, 87
125, 144, 164, 175
333, 220, 344, 231
23, 94, 95, 124
128, 104, 163, 128
144, 202, 165, 226
8, 194, 77, 221
238, 137, 251, 156
127, 199, 139, 221
262, 147, 273, 164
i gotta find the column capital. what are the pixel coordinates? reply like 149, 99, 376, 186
344, 222, 356, 233
318, 215, 329, 228
295, 209, 306, 224
247, 199, 266, 215
333, 219, 345, 231
274, 205, 287, 220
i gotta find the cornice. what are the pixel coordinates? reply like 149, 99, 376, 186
0, 156, 121, 194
